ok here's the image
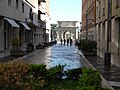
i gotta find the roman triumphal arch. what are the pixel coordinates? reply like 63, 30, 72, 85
56, 21, 79, 41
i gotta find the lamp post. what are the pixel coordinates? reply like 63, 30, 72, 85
86, 13, 95, 41
79, 22, 82, 40
86, 13, 88, 41
78, 29, 80, 40
104, 0, 112, 69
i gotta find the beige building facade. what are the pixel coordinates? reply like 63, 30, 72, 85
96, 0, 120, 67
0, 0, 32, 56
0, 0, 50, 57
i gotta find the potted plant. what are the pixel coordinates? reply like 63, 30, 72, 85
11, 37, 25, 56
12, 36, 20, 50
78, 40, 97, 56
26, 43, 34, 52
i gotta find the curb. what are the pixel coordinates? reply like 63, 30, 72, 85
16, 48, 49, 61
76, 48, 114, 90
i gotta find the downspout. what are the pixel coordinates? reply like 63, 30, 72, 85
104, 0, 112, 69
86, 13, 88, 41
94, 0, 96, 41
118, 18, 120, 56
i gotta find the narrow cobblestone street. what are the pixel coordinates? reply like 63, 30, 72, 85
24, 42, 84, 70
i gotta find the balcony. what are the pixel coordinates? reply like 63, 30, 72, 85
115, 0, 120, 8
38, 19, 46, 30
25, 18, 33, 24
38, 19, 46, 25
38, 5, 45, 14
38, 0, 46, 3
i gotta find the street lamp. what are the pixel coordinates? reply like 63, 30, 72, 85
104, 0, 112, 69
86, 13, 88, 41
85, 13, 95, 41
79, 22, 82, 40
77, 29, 80, 40
78, 31, 80, 39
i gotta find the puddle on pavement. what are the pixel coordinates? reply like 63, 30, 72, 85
45, 44, 84, 70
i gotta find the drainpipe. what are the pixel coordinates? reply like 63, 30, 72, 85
104, 0, 112, 69
118, 18, 120, 56
86, 13, 88, 41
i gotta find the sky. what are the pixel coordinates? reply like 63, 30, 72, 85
50, 0, 82, 24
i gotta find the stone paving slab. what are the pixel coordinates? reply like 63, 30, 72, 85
85, 55, 120, 90
108, 81, 120, 87
0, 50, 10, 59
75, 48, 115, 90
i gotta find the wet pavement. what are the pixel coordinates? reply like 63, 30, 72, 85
0, 50, 37, 63
0, 56, 18, 62
85, 56, 120, 90
0, 43, 117, 89
24, 43, 84, 70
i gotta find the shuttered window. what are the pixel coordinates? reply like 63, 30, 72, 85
116, 0, 120, 8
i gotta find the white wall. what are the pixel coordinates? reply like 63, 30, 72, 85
24, 1, 31, 21
111, 18, 120, 67
0, 0, 25, 21
26, 0, 38, 25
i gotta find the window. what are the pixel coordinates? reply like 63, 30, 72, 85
16, 0, 19, 10
38, 1, 40, 5
98, 1, 101, 18
116, 0, 120, 8
8, 0, 11, 6
118, 18, 120, 55
22, 3, 24, 13
103, 0, 106, 16
97, 7, 99, 19
98, 24, 101, 41
38, 10, 41, 20
29, 8, 33, 20
90, 0, 93, 4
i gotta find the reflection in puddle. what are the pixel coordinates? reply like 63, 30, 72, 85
45, 44, 84, 70
25, 43, 84, 70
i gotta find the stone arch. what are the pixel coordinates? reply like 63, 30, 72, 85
63, 31, 70, 39
56, 21, 79, 41
57, 29, 76, 41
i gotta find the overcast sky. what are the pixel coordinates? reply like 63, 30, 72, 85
50, 0, 82, 24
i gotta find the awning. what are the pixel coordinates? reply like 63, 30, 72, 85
20, 22, 31, 30
4, 18, 20, 28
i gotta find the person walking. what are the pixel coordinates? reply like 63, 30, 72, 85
60, 39, 63, 45
67, 38, 69, 46
70, 38, 72, 46
64, 38, 66, 45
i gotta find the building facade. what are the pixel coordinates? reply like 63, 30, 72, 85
96, 0, 120, 67
33, 0, 47, 47
81, 0, 96, 41
0, 0, 50, 57
0, 0, 32, 56
45, 0, 51, 42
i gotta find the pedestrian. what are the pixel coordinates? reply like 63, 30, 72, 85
60, 39, 63, 45
64, 38, 66, 45
70, 38, 72, 46
67, 38, 69, 46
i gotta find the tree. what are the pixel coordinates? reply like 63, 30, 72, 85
51, 24, 57, 41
